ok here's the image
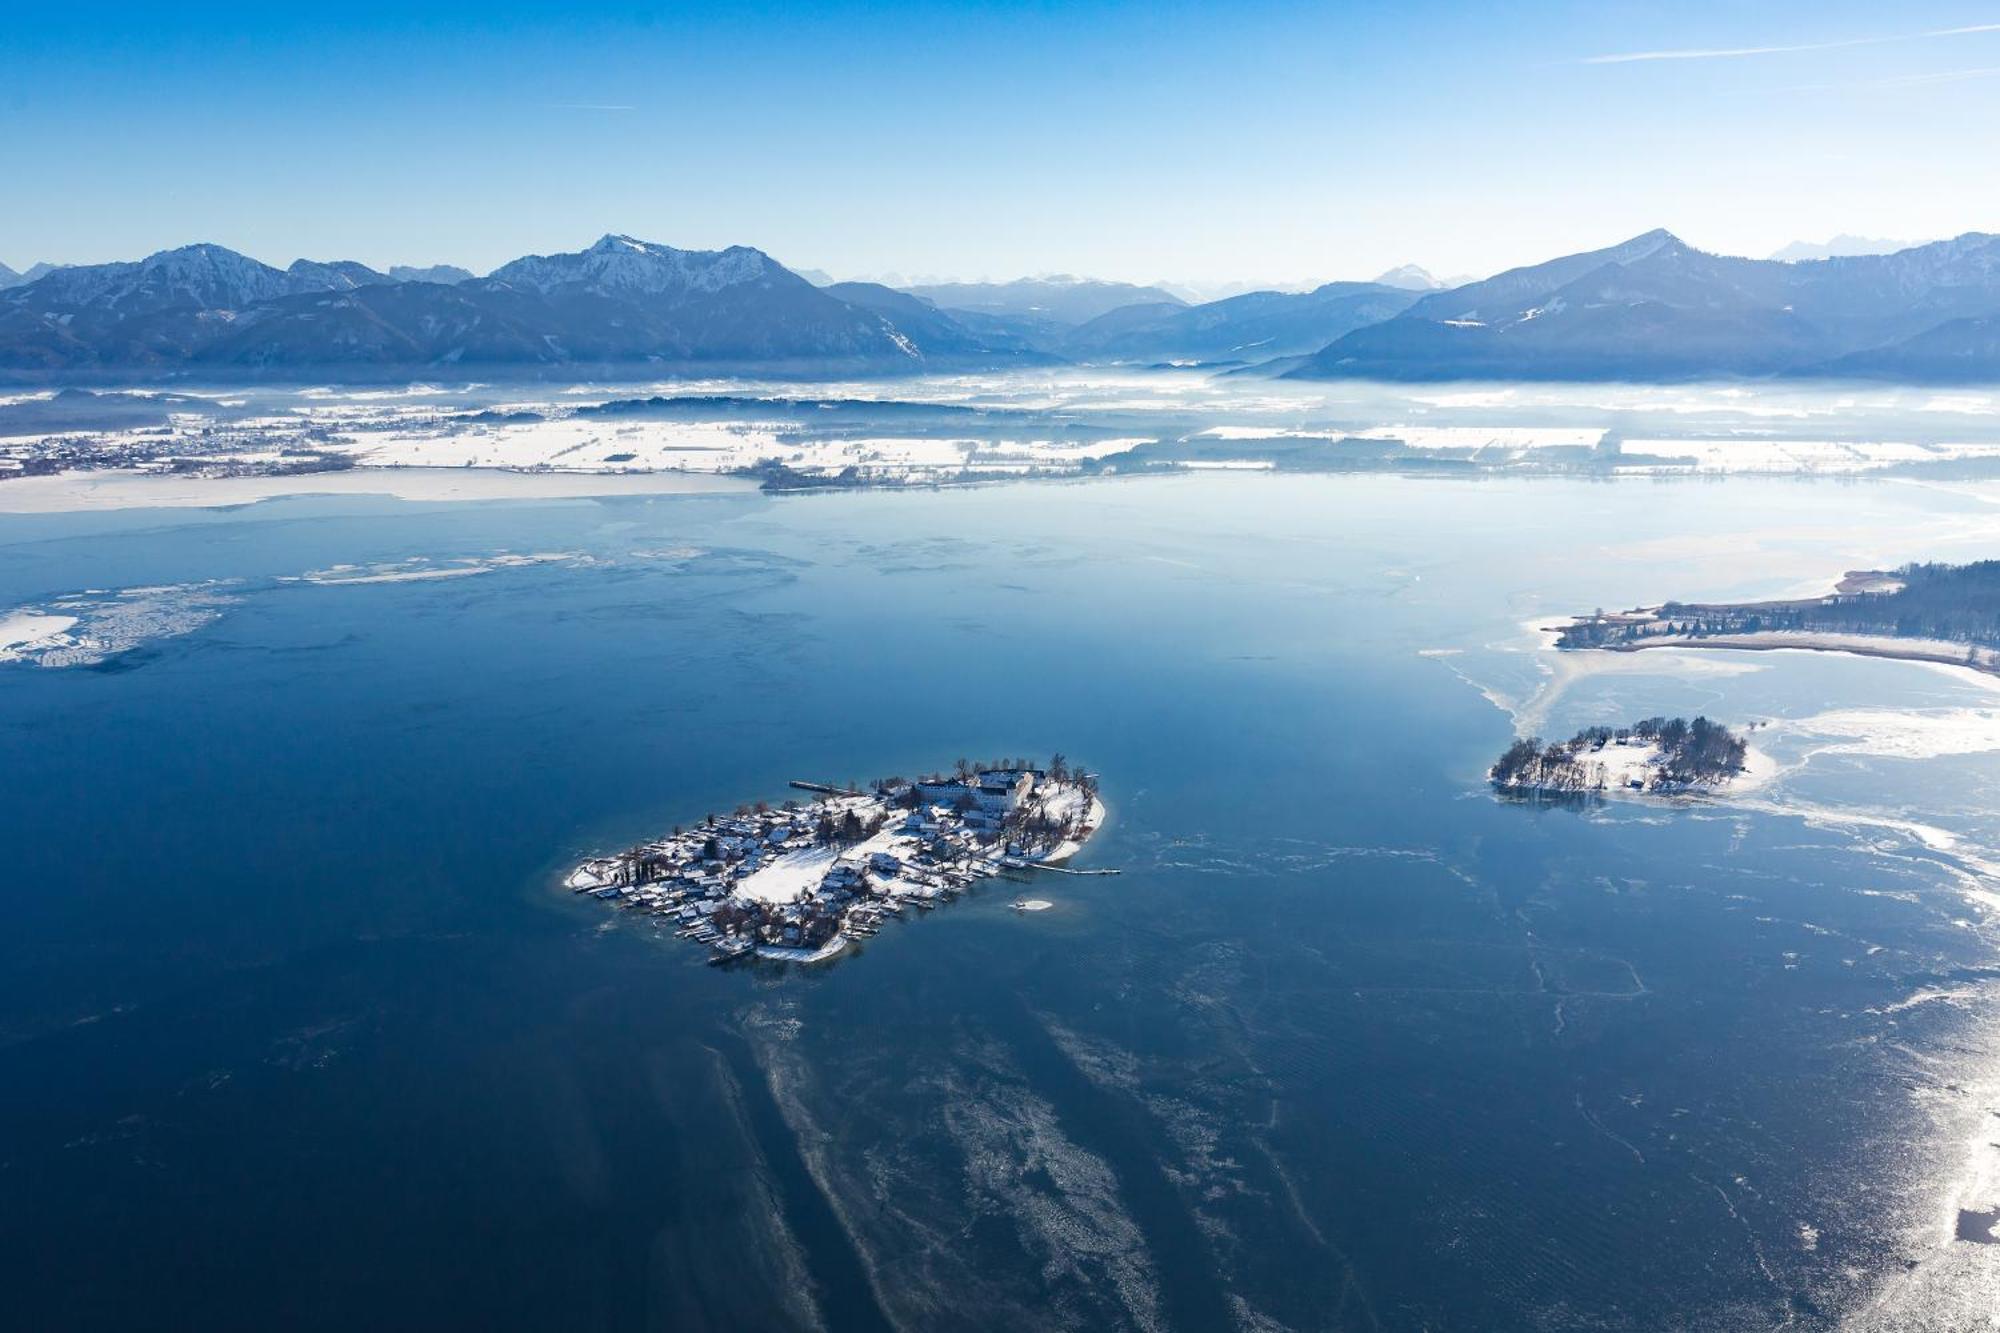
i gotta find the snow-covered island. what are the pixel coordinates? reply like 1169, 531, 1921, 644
564, 758, 1104, 964
1491, 717, 1749, 798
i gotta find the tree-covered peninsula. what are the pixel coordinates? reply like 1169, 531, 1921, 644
1558, 562, 2000, 656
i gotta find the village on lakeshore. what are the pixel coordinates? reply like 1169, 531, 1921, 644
564, 757, 1106, 964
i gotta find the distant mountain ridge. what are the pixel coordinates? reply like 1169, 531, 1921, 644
0, 261, 62, 289
387, 263, 473, 285
285, 259, 397, 290
1769, 235, 1924, 263
902, 276, 1187, 327
1370, 264, 1449, 291
1058, 281, 1422, 363
1288, 229, 2000, 383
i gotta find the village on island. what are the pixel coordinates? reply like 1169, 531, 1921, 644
564, 757, 1105, 964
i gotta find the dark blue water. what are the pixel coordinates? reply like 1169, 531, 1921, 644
3, 475, 1998, 1330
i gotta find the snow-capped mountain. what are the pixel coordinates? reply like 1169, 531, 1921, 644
488, 235, 790, 298
20, 243, 320, 316
471, 235, 983, 365
1370, 264, 1447, 291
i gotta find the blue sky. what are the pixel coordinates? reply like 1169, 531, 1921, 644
6, 1, 2000, 285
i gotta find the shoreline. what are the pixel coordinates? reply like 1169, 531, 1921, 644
1037, 794, 1107, 864
0, 466, 756, 514
1606, 632, 1997, 677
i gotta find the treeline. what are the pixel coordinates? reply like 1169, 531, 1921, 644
1491, 716, 1747, 795
1564, 560, 2000, 651
1761, 560, 2000, 645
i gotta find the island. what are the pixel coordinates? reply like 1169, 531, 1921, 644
1491, 717, 1749, 797
564, 758, 1104, 964
1552, 561, 2000, 674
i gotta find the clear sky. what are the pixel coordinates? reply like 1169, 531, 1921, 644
6, 1, 2000, 287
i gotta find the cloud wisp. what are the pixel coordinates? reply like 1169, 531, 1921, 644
1585, 21, 2000, 65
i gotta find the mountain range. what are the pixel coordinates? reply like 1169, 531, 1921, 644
0, 236, 1060, 378
1055, 282, 1421, 363
1287, 229, 2000, 383
8, 229, 2000, 382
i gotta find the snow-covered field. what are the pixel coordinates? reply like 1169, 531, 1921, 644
1616, 438, 2000, 474
8, 371, 2000, 509
0, 611, 78, 662
348, 418, 1147, 478
1351, 425, 1605, 451
734, 845, 842, 905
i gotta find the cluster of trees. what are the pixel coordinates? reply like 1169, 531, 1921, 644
910, 755, 1095, 793
814, 806, 883, 846
1770, 561, 2000, 646
1563, 560, 2000, 652
1491, 736, 1604, 795
1001, 803, 1087, 848
710, 898, 840, 949
1631, 716, 1746, 786
1492, 716, 1746, 796
1559, 616, 1783, 648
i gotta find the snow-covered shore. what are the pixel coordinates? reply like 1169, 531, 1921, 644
0, 466, 753, 513
1615, 631, 1997, 675
1037, 794, 1106, 864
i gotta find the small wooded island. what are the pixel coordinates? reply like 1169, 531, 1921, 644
565, 758, 1104, 964
1492, 717, 1749, 797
